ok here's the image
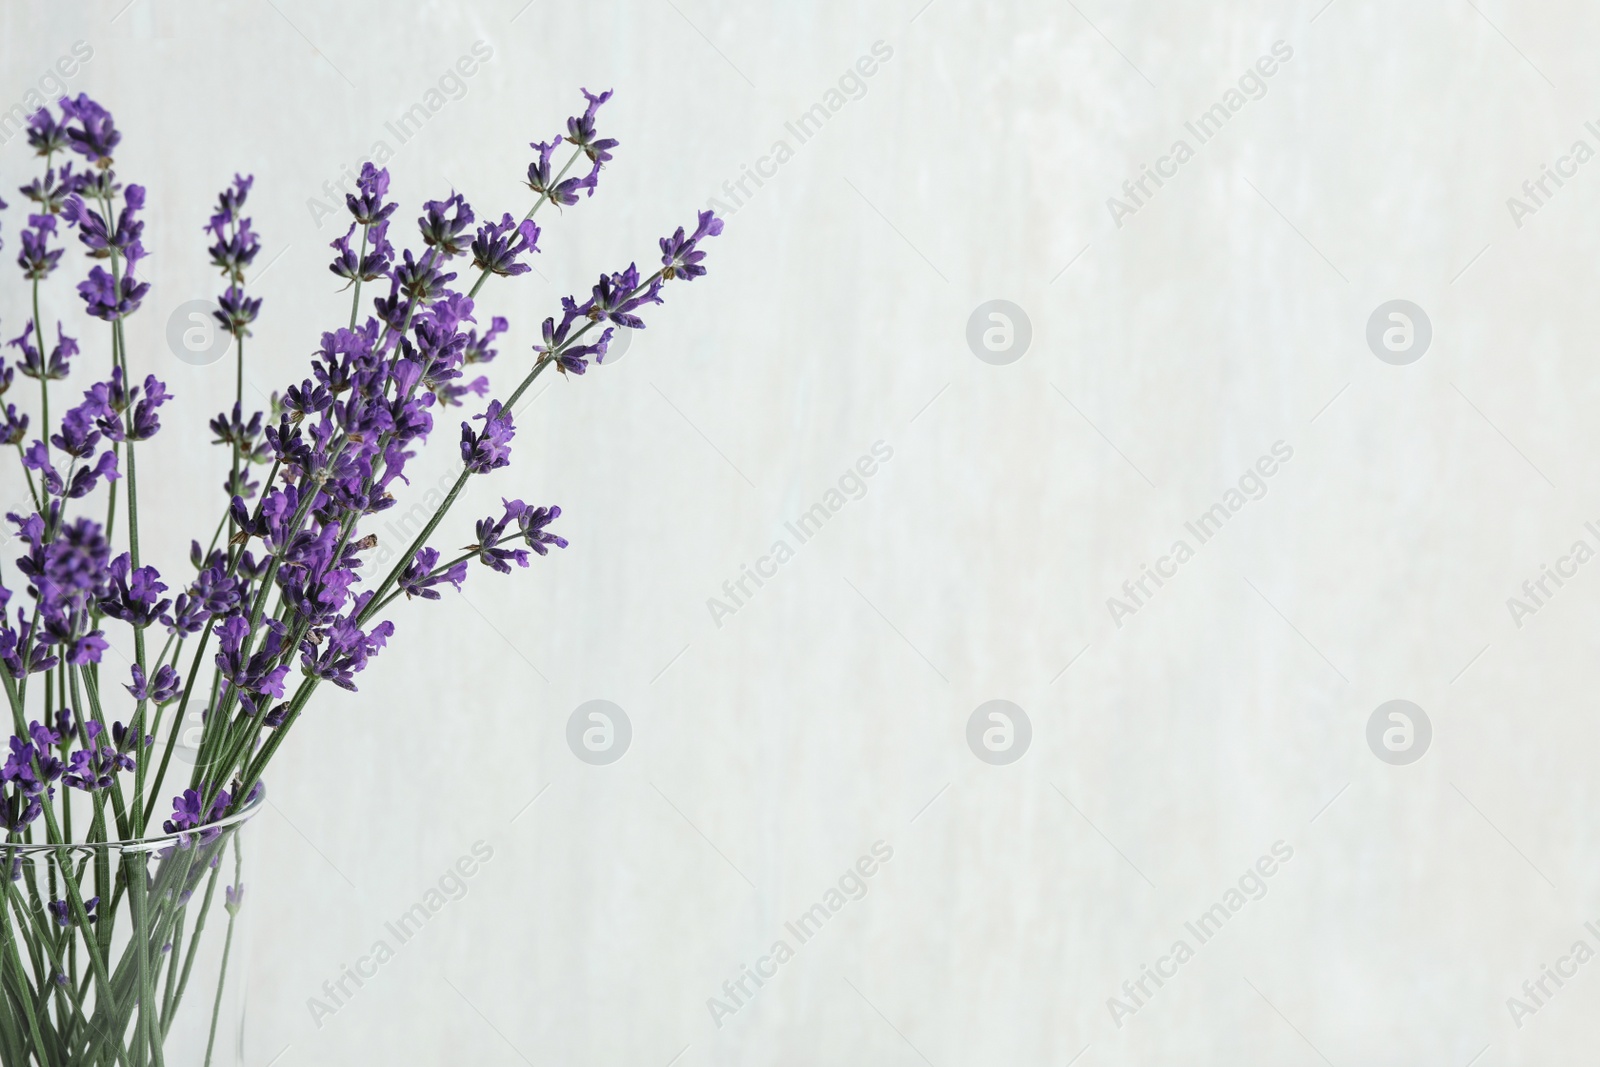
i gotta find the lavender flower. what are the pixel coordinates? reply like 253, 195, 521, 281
214, 284, 262, 337
210, 403, 265, 456
76, 244, 150, 321
0, 791, 42, 833
398, 548, 468, 600
47, 896, 97, 927
17, 214, 63, 279
329, 219, 394, 285
18, 163, 87, 215
533, 314, 613, 375
460, 400, 514, 474
515, 504, 567, 555
58, 94, 121, 163
462, 316, 507, 365
3, 732, 61, 795
393, 249, 457, 305
126, 662, 181, 704
299, 613, 394, 691
26, 436, 119, 500
163, 787, 231, 837
566, 88, 618, 177
214, 615, 290, 714
206, 174, 261, 276
8, 321, 76, 381
100, 553, 170, 628
83, 369, 172, 442
470, 501, 566, 572
207, 173, 253, 235
62, 184, 144, 257
660, 210, 725, 281
471, 214, 539, 277
344, 163, 395, 225
418, 193, 475, 258
63, 722, 131, 791
0, 404, 26, 446
526, 134, 594, 205
565, 263, 664, 332
163, 556, 244, 637
25, 109, 69, 158
472, 500, 531, 572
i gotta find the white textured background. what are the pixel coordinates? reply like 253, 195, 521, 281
4, 1, 1600, 1063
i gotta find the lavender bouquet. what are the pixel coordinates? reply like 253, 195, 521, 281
0, 89, 719, 1065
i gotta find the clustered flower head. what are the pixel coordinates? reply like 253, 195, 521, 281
7, 321, 77, 381
345, 162, 394, 226
470, 499, 568, 573
26, 109, 69, 160
525, 87, 618, 206
163, 787, 230, 838
202, 173, 264, 343
566, 88, 618, 174
418, 193, 475, 259
58, 95, 120, 165
60, 182, 149, 321
661, 210, 725, 281
329, 219, 393, 287
18, 163, 88, 217
207, 174, 261, 277
17, 214, 64, 279
471, 214, 539, 278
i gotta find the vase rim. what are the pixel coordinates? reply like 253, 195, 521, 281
0, 783, 267, 855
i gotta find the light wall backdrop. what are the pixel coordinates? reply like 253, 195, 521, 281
4, 1, 1600, 1063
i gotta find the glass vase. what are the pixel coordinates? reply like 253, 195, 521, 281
0, 787, 263, 1066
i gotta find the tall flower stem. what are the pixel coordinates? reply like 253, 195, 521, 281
119, 355, 152, 836
200, 839, 241, 1067
126, 858, 161, 1067
160, 862, 220, 1039
31, 282, 49, 455
227, 335, 244, 525
348, 224, 368, 329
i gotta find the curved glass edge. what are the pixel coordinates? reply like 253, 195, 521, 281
0, 783, 267, 857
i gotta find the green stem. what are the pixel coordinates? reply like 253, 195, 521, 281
31, 282, 49, 455
227, 335, 243, 524
14, 445, 41, 513
200, 839, 241, 1067
126, 860, 160, 1067
123, 436, 150, 838
160, 862, 219, 1040
349, 225, 368, 329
